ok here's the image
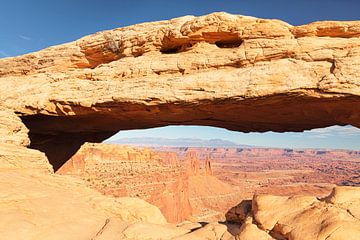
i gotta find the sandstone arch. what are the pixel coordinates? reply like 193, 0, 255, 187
1, 12, 360, 170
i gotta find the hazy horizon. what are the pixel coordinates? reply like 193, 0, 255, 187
105, 136, 359, 151
106, 125, 360, 150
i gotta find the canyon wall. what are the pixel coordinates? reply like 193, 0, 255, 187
59, 143, 243, 222
60, 143, 359, 223
165, 147, 360, 185
58, 143, 192, 223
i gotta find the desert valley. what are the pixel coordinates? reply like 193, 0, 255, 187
57, 140, 360, 224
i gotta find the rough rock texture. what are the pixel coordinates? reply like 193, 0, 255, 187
57, 143, 240, 223
176, 146, 360, 190
0, 108, 52, 172
57, 143, 193, 223
172, 222, 228, 240
225, 200, 252, 223
237, 218, 274, 240
224, 186, 360, 240
0, 12, 359, 168
188, 174, 240, 222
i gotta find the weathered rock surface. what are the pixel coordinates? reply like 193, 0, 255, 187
225, 186, 360, 240
237, 218, 274, 240
0, 170, 167, 240
0, 12, 359, 168
0, 108, 52, 172
172, 222, 228, 240
188, 174, 240, 221
57, 143, 241, 223
2, 169, 359, 239
225, 200, 252, 223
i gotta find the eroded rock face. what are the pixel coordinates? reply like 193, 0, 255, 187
0, 108, 52, 172
57, 143, 193, 223
57, 143, 241, 223
256, 188, 360, 240
226, 186, 360, 240
0, 12, 359, 168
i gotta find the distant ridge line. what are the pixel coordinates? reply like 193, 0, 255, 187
106, 137, 253, 148
105, 137, 359, 151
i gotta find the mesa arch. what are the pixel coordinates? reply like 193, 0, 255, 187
0, 12, 360, 171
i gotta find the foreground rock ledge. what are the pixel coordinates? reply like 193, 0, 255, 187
1, 171, 359, 240
0, 12, 359, 169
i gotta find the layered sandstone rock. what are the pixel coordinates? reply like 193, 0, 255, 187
187, 174, 241, 222
185, 151, 214, 176
0, 12, 359, 168
226, 186, 360, 240
237, 219, 274, 240
0, 108, 52, 172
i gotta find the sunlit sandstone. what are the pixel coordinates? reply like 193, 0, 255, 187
0, 12, 359, 239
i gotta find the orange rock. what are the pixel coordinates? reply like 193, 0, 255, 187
205, 155, 213, 176
0, 170, 167, 240
249, 187, 360, 240
58, 143, 193, 223
0, 13, 359, 168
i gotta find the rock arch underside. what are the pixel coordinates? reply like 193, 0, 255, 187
0, 12, 360, 239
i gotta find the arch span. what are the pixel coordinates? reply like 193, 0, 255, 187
21, 93, 360, 170
0, 12, 359, 170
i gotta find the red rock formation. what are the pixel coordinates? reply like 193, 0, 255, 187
205, 155, 213, 176
60, 144, 244, 222
162, 145, 357, 188
58, 143, 192, 223
185, 151, 214, 176
150, 145, 360, 221
186, 151, 200, 175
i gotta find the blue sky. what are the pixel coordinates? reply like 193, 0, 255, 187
1, 0, 360, 149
